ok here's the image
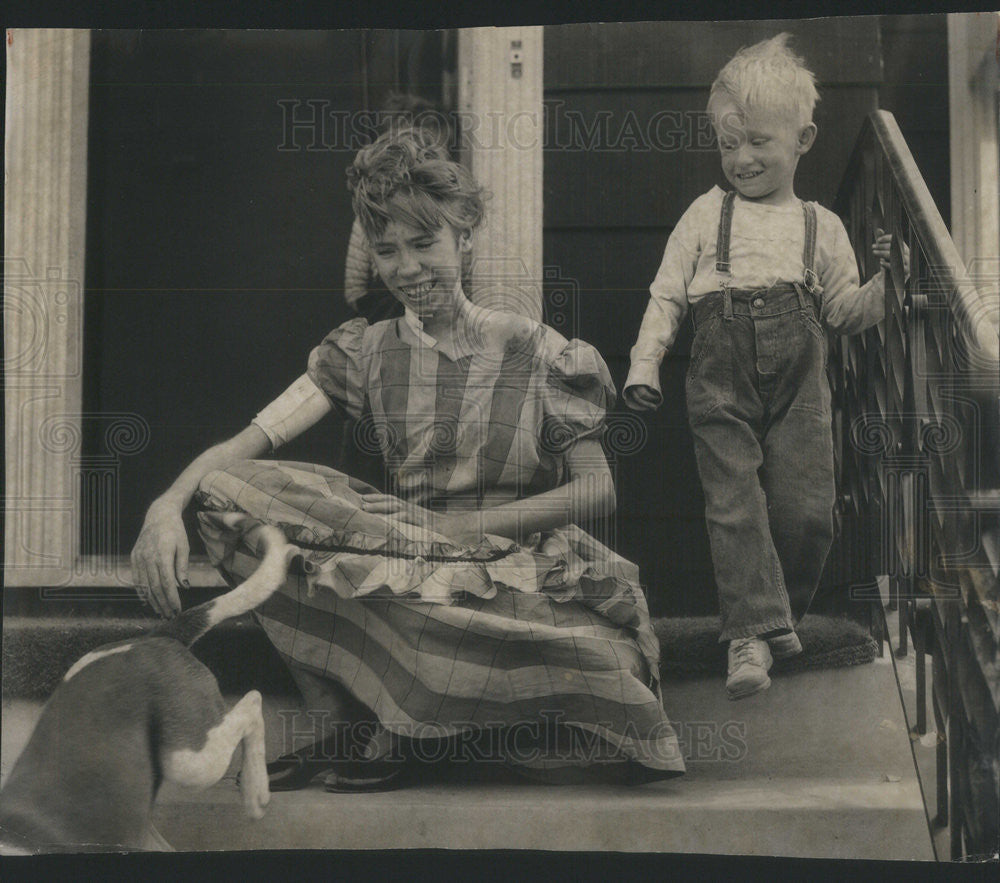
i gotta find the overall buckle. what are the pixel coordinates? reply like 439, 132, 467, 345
802, 268, 822, 295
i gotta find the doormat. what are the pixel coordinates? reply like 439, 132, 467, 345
653, 614, 879, 678
1, 615, 296, 700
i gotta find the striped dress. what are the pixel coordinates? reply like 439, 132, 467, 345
196, 313, 685, 781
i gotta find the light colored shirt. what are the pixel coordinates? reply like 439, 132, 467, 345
624, 186, 884, 401
252, 373, 331, 449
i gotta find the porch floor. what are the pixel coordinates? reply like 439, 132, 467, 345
1, 651, 933, 858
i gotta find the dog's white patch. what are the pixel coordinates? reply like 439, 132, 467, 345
63, 643, 134, 681
161, 690, 269, 818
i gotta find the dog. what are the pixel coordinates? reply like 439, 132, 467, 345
0, 519, 297, 853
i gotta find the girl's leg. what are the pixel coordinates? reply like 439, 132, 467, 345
283, 663, 373, 753
284, 664, 405, 772
257, 662, 406, 791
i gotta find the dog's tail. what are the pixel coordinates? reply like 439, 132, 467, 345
151, 519, 297, 648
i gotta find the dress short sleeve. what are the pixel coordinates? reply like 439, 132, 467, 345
306, 317, 369, 419
539, 331, 617, 454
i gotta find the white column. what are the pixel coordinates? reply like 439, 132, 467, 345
458, 27, 543, 322
947, 12, 1000, 270
4, 29, 90, 585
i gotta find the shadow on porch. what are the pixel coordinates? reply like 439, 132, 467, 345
0, 606, 933, 859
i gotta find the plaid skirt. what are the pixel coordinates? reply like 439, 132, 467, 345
196, 460, 685, 780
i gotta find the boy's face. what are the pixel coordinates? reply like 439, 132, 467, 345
709, 95, 816, 206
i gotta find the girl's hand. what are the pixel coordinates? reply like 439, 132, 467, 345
360, 494, 484, 545
360, 493, 443, 542
130, 499, 189, 618
360, 493, 434, 526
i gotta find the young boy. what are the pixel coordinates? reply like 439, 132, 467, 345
624, 34, 895, 700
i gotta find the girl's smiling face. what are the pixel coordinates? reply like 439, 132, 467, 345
709, 94, 816, 205
369, 216, 469, 323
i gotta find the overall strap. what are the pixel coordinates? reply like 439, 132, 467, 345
715, 190, 737, 276
715, 190, 737, 320
801, 200, 820, 294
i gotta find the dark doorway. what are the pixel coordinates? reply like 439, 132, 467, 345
82, 30, 451, 555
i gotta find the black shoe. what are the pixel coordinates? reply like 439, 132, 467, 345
323, 760, 408, 793
237, 735, 340, 792
264, 750, 340, 791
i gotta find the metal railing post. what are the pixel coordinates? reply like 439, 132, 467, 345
832, 109, 1000, 861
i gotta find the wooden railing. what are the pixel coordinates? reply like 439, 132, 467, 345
831, 110, 1000, 860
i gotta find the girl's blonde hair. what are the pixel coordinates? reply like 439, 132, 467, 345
346, 127, 486, 240
709, 33, 820, 126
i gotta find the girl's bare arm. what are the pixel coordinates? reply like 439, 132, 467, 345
130, 424, 272, 618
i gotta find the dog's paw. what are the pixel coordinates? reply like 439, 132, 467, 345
239, 762, 270, 818
245, 796, 268, 820
242, 784, 270, 819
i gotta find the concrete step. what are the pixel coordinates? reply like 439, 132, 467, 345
2, 656, 934, 858
885, 606, 948, 861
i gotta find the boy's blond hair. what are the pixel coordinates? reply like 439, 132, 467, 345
709, 33, 819, 127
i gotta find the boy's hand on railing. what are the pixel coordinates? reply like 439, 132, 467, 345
873, 228, 910, 276
872, 229, 893, 268
624, 384, 661, 412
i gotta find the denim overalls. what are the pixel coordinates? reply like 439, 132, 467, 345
686, 190, 835, 641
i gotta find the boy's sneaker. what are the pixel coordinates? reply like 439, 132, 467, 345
726, 637, 773, 700
766, 630, 803, 659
